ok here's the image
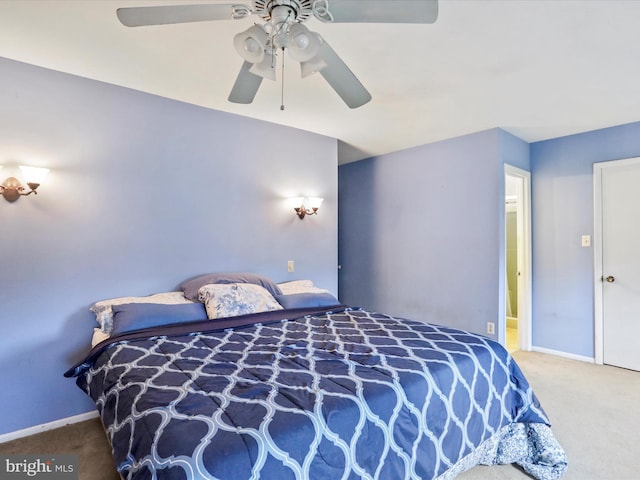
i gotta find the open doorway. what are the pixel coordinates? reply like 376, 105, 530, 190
505, 165, 532, 353
505, 178, 519, 352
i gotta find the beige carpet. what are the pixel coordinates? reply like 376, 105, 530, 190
1, 351, 638, 479
0, 416, 119, 480
459, 351, 640, 480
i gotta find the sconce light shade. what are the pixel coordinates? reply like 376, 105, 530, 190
306, 197, 324, 209
288, 196, 305, 209
20, 165, 49, 189
291, 196, 323, 219
1, 165, 49, 203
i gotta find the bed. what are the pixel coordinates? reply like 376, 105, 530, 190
65, 274, 567, 480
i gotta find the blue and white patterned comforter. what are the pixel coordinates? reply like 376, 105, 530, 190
67, 307, 567, 480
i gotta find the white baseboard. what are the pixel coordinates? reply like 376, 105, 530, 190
531, 346, 595, 363
0, 410, 99, 445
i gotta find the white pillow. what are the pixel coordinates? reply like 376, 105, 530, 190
91, 291, 194, 334
91, 328, 111, 347
277, 280, 330, 295
199, 283, 283, 319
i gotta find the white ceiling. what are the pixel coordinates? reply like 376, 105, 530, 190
1, 0, 639, 164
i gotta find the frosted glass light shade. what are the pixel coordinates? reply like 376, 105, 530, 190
234, 25, 268, 64
287, 24, 321, 62
300, 55, 327, 78
306, 197, 324, 209
288, 196, 305, 209
249, 52, 277, 81
19, 165, 49, 185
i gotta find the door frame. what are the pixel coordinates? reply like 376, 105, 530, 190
504, 165, 532, 352
593, 156, 640, 365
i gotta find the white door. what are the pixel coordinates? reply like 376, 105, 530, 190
599, 159, 640, 371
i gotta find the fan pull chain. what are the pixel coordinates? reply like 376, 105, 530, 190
280, 47, 286, 111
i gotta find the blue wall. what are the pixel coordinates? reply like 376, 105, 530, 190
339, 119, 640, 361
530, 121, 640, 358
0, 57, 338, 436
338, 128, 528, 340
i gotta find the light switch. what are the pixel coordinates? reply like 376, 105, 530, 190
287, 260, 295, 272
581, 235, 591, 247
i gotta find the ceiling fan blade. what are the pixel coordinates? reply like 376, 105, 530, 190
314, 0, 438, 24
316, 39, 371, 109
116, 4, 247, 27
228, 61, 263, 104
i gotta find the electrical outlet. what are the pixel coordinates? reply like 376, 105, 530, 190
287, 260, 294, 273
487, 322, 495, 335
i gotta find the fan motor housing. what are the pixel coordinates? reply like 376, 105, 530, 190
254, 0, 313, 23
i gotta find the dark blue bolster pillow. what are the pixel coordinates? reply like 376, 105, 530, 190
111, 302, 207, 336
275, 292, 340, 309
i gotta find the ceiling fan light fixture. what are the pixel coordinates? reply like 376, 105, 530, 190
244, 37, 261, 54
287, 23, 320, 62
272, 31, 290, 49
293, 32, 309, 49
233, 25, 268, 63
115, 0, 439, 109
300, 55, 327, 78
249, 51, 277, 81
269, 4, 298, 26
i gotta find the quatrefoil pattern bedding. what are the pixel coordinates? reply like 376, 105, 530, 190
70, 308, 567, 480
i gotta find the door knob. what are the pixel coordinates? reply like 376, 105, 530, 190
605, 275, 615, 283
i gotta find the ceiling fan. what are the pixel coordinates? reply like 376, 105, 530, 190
116, 0, 438, 109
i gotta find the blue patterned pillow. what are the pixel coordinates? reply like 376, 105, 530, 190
199, 283, 283, 319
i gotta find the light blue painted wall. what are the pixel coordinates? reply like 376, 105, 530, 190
530, 121, 640, 357
0, 57, 338, 435
339, 119, 640, 361
338, 128, 528, 339
499, 129, 530, 171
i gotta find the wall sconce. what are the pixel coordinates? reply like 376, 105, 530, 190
0, 165, 50, 203
290, 196, 324, 219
